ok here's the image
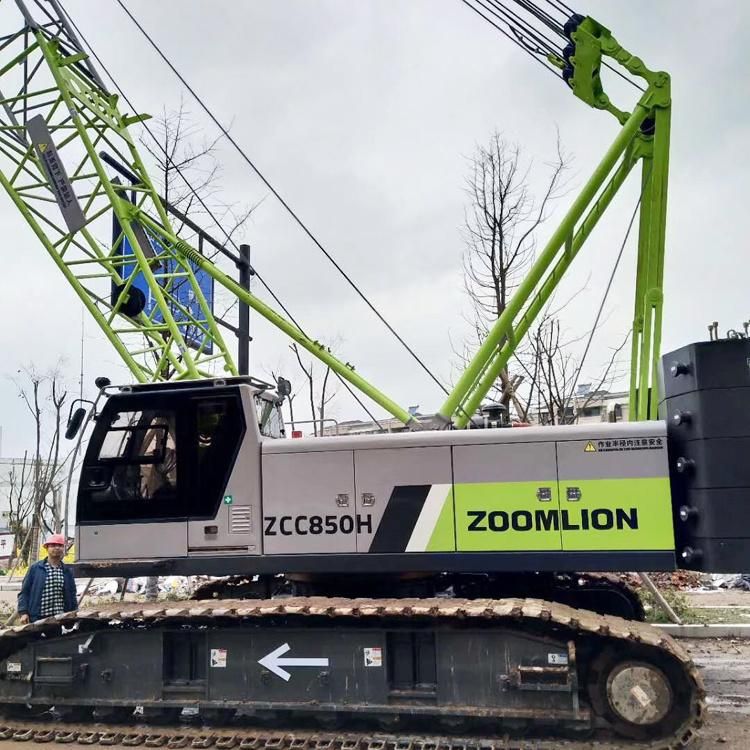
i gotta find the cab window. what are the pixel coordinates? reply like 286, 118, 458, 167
77, 404, 181, 522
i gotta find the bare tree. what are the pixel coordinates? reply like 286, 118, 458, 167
290, 344, 340, 436
6, 454, 33, 562
139, 94, 255, 240
516, 315, 629, 425
459, 130, 570, 419
7, 366, 73, 564
137, 94, 260, 381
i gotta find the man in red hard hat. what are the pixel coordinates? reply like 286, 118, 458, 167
17, 533, 77, 624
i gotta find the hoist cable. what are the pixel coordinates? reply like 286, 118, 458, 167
544, 0, 575, 16
480, 0, 562, 56
485, 0, 562, 57
114, 0, 450, 400
515, 0, 645, 92
512, 0, 566, 38
459, 0, 562, 79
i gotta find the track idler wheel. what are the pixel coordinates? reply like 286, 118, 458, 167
587, 647, 696, 740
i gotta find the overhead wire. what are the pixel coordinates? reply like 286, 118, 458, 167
113, 0, 451, 401
56, 1, 389, 430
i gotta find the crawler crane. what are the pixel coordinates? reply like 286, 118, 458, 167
0, 1, 746, 746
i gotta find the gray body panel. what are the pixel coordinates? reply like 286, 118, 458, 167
451, 441, 558, 484
353, 446, 453, 553
261, 449, 356, 554
453, 441, 561, 552
78, 521, 186, 561
556, 435, 667, 480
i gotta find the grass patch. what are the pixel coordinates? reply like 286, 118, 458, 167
642, 587, 750, 624
642, 587, 696, 623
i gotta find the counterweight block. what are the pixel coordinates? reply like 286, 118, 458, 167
662, 338, 750, 571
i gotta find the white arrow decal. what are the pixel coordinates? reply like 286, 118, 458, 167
258, 643, 330, 681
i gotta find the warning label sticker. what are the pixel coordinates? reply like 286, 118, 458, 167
210, 649, 227, 668
6, 662, 21, 673
364, 647, 382, 667
548, 652, 568, 666
589, 437, 664, 453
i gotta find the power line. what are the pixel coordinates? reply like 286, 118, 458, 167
114, 0, 450, 399
55, 1, 388, 430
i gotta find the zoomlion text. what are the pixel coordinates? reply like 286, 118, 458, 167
466, 508, 638, 532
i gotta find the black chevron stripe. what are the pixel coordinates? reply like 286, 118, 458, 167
368, 485, 431, 553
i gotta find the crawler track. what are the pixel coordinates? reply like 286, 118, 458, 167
0, 721, 704, 749
0, 598, 705, 748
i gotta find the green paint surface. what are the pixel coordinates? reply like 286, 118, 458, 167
426, 488, 456, 552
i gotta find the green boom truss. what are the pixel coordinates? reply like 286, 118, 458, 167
0, 3, 669, 430
0, 0, 413, 425
438, 16, 671, 427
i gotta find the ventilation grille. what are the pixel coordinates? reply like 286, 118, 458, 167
229, 506, 252, 534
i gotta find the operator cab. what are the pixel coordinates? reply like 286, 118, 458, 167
76, 377, 284, 529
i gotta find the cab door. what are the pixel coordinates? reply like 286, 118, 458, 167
187, 389, 262, 555
453, 440, 562, 552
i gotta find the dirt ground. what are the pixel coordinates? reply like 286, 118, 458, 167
685, 590, 750, 609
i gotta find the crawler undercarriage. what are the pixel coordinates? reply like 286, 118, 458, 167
0, 597, 703, 748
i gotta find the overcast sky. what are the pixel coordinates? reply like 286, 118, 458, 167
0, 1, 748, 456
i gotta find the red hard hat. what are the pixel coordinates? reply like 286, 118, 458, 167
43, 533, 66, 548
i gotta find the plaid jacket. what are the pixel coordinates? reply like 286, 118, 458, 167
17, 559, 77, 622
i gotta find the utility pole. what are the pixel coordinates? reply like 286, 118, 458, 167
237, 243, 251, 375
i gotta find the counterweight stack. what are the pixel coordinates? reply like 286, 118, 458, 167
662, 338, 750, 571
